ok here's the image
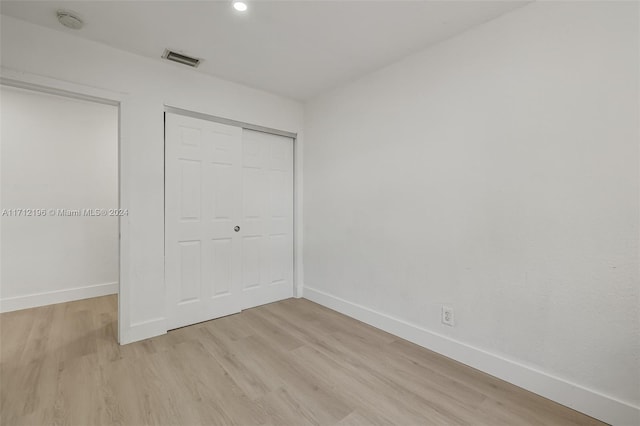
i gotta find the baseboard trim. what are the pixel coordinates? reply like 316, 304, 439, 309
304, 286, 640, 426
0, 282, 118, 313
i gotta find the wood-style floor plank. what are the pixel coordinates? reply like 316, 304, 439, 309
0, 295, 604, 426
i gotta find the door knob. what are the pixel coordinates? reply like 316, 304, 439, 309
234, 226, 240, 232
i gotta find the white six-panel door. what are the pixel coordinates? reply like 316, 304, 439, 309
165, 113, 293, 330
241, 130, 294, 309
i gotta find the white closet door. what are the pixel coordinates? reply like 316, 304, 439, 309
165, 113, 243, 329
241, 130, 294, 308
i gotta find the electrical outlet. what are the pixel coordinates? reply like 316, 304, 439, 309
442, 306, 455, 326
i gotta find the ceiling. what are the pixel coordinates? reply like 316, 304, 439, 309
0, 1, 529, 100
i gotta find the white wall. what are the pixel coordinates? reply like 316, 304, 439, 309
303, 2, 639, 424
0, 14, 304, 344
1, 87, 118, 311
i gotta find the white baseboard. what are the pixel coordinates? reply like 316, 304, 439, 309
0, 282, 118, 313
304, 286, 640, 426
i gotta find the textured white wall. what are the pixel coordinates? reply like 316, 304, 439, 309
1, 86, 118, 304
0, 14, 304, 343
304, 0, 639, 414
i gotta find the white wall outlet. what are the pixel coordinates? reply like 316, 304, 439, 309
442, 306, 455, 326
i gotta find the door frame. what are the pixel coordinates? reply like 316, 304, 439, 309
0, 71, 126, 342
163, 105, 302, 316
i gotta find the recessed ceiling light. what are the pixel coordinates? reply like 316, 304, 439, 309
233, 1, 248, 12
57, 9, 84, 29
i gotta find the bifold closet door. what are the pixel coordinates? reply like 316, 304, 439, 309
165, 114, 294, 330
165, 113, 243, 330
240, 130, 294, 308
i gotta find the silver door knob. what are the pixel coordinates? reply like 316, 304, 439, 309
234, 226, 240, 232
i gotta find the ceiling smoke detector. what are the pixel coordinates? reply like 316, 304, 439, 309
57, 10, 84, 30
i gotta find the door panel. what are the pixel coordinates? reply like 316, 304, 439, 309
166, 113, 294, 330
242, 236, 262, 289
211, 237, 233, 296
179, 160, 201, 220
241, 130, 294, 308
166, 113, 242, 329
178, 240, 201, 303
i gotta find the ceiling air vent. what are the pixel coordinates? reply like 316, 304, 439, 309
162, 49, 201, 68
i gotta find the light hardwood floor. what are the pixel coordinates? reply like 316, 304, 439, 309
1, 295, 602, 426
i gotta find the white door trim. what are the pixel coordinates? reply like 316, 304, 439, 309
164, 106, 297, 139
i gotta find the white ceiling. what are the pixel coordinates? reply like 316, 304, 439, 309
1, 1, 529, 100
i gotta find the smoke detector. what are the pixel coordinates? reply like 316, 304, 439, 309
57, 10, 84, 30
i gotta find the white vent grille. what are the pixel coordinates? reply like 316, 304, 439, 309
162, 49, 201, 68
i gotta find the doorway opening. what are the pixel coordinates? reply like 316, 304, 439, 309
0, 83, 120, 342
